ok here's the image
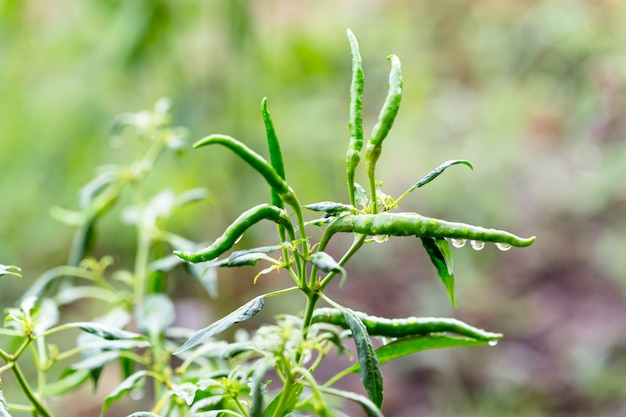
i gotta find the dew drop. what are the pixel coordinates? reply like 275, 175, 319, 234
234, 234, 244, 244
373, 235, 389, 243
470, 240, 485, 250
488, 340, 498, 347
450, 238, 466, 248
495, 242, 512, 251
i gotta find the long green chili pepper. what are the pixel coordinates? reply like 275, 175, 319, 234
321, 213, 536, 248
346, 29, 365, 207
312, 308, 502, 342
194, 134, 296, 205
174, 204, 294, 263
365, 54, 402, 212
261, 97, 286, 209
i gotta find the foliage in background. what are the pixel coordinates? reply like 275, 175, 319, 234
1, 1, 626, 416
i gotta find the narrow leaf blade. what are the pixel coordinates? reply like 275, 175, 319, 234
101, 371, 148, 416
310, 252, 346, 284
343, 308, 383, 408
175, 296, 265, 355
68, 322, 143, 341
413, 160, 473, 190
304, 202, 357, 215
320, 386, 384, 417
420, 237, 456, 307
346, 334, 493, 374
262, 383, 303, 417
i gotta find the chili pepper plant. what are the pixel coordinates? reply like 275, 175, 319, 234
0, 30, 535, 416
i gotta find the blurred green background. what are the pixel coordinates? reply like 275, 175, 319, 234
2, 1, 626, 416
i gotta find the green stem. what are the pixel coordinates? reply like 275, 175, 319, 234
298, 292, 320, 362
11, 363, 54, 417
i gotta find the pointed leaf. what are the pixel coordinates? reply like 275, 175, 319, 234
68, 322, 143, 340
102, 371, 148, 416
420, 237, 456, 307
175, 296, 265, 355
212, 253, 276, 268
342, 308, 383, 408
171, 382, 198, 406
309, 252, 345, 275
229, 245, 283, 259
354, 183, 369, 209
44, 369, 91, 397
250, 358, 273, 417
376, 335, 491, 364
310, 252, 347, 285
412, 160, 473, 190
344, 334, 494, 375
262, 383, 303, 417
319, 386, 383, 417
304, 202, 357, 215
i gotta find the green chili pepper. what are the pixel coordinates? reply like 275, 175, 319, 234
322, 213, 535, 248
261, 98, 286, 209
174, 204, 294, 263
365, 54, 402, 212
312, 308, 502, 342
194, 134, 296, 206
346, 29, 365, 207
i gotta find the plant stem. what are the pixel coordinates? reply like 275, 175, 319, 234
298, 292, 320, 361
11, 363, 54, 417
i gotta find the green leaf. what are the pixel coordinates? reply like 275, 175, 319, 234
213, 253, 276, 268
420, 237, 456, 307
171, 382, 198, 406
309, 252, 345, 275
310, 252, 347, 285
126, 413, 162, 417
353, 183, 369, 209
134, 293, 175, 337
412, 160, 473, 190
250, 358, 273, 417
342, 308, 383, 408
345, 335, 491, 375
377, 335, 490, 364
262, 383, 303, 417
68, 322, 144, 340
45, 369, 91, 397
304, 202, 357, 215
102, 371, 148, 416
318, 386, 383, 417
175, 296, 265, 355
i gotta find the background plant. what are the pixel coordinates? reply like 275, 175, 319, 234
2, 2, 626, 416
